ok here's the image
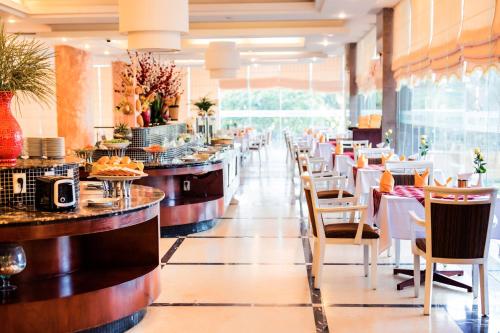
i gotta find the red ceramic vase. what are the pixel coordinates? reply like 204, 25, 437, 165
0, 91, 23, 165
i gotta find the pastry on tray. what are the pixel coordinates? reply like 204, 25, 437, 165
90, 156, 145, 177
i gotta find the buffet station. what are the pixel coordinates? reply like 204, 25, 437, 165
0, 157, 164, 332
79, 123, 241, 236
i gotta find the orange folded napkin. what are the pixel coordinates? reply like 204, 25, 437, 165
379, 170, 395, 193
381, 152, 393, 166
399, 154, 406, 161
335, 143, 344, 155
319, 135, 326, 143
434, 177, 453, 187
357, 154, 368, 168
414, 168, 430, 188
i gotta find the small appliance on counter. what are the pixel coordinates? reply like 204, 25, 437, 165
35, 176, 77, 211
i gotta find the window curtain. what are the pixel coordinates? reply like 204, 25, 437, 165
428, 0, 463, 78
218, 67, 247, 90
356, 27, 378, 93
311, 57, 344, 92
190, 67, 219, 102
392, 0, 411, 81
248, 64, 281, 89
280, 63, 309, 90
408, 0, 432, 76
460, 0, 498, 72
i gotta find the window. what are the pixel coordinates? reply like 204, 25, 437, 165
219, 61, 346, 138
397, 69, 500, 187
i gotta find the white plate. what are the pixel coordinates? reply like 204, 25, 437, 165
87, 198, 120, 207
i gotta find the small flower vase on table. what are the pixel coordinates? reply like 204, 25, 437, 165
473, 148, 487, 187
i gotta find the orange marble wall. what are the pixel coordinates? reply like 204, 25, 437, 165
55, 45, 93, 149
112, 61, 138, 127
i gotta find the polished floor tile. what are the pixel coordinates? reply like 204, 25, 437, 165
128, 146, 500, 332
194, 218, 302, 238
159, 238, 178, 259
323, 306, 461, 333
169, 237, 305, 263
129, 306, 316, 333
156, 264, 311, 304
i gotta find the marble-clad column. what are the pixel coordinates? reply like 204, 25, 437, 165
55, 45, 93, 149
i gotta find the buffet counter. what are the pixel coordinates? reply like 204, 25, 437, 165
0, 185, 164, 333
135, 146, 241, 236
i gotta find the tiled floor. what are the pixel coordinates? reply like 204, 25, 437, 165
129, 146, 500, 333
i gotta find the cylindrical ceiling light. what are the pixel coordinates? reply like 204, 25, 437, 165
205, 42, 240, 79
118, 0, 188, 52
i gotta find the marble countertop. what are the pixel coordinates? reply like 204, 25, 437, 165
0, 184, 165, 227
0, 156, 83, 169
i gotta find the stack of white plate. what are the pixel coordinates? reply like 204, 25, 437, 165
43, 137, 65, 159
26, 137, 43, 158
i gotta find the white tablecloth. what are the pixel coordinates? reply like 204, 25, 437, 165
367, 188, 500, 254
314, 142, 334, 170
334, 155, 355, 176
350, 168, 446, 199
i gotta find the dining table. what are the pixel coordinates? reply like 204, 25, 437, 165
367, 185, 500, 253
367, 185, 500, 290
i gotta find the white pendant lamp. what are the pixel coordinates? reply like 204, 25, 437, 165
118, 0, 188, 52
205, 42, 240, 79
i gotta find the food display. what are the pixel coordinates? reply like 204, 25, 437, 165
103, 139, 130, 150
211, 136, 233, 145
143, 144, 167, 154
91, 156, 146, 177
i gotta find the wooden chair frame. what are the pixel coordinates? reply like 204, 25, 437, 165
409, 186, 497, 316
302, 172, 379, 290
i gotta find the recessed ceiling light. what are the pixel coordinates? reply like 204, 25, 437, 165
7, 18, 16, 24
61, 37, 68, 42
104, 50, 110, 55
84, 44, 90, 49
338, 12, 347, 19
250, 57, 257, 63
312, 57, 318, 62
320, 39, 330, 47
327, 34, 334, 37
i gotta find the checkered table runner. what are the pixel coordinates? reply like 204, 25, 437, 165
372, 186, 482, 216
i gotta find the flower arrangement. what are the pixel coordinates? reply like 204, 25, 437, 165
384, 129, 393, 147
115, 52, 183, 127
193, 96, 217, 117
419, 134, 430, 158
473, 148, 487, 174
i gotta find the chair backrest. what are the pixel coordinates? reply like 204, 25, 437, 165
340, 139, 369, 152
424, 186, 497, 261
385, 160, 434, 186
355, 147, 393, 162
302, 172, 365, 241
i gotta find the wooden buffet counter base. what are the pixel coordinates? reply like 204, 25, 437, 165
0, 185, 165, 333
136, 148, 241, 236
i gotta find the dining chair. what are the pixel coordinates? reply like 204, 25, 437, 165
249, 134, 265, 165
385, 160, 434, 186
384, 160, 434, 268
409, 186, 497, 316
339, 139, 370, 152
302, 172, 379, 289
355, 147, 394, 164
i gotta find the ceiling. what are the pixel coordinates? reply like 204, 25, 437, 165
0, 0, 400, 64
